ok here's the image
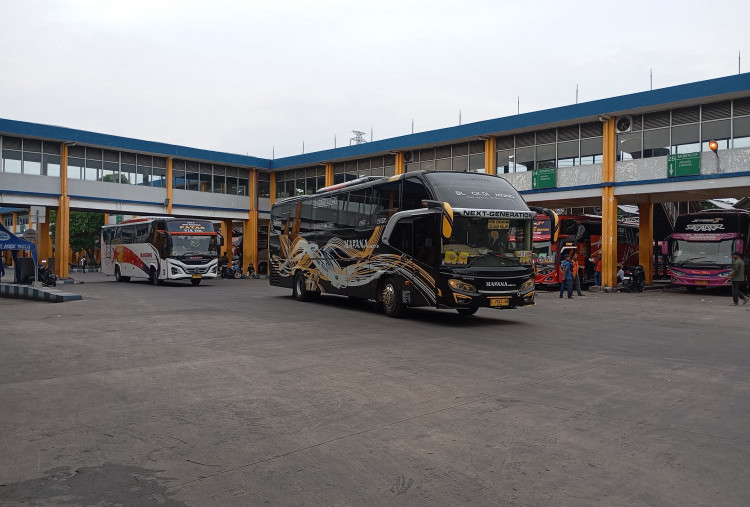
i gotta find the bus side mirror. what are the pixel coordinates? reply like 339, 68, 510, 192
441, 202, 454, 239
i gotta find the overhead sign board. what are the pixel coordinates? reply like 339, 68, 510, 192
532, 167, 556, 190
667, 152, 701, 178
30, 206, 46, 223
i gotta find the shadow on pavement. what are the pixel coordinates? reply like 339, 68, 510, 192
0, 464, 185, 506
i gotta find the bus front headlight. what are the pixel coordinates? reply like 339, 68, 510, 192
448, 279, 477, 293
520, 277, 535, 292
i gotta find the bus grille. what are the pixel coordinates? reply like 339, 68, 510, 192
184, 267, 210, 274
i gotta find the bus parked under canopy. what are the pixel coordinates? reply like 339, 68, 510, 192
669, 209, 750, 291
101, 217, 219, 286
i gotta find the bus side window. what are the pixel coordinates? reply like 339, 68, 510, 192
372, 181, 400, 224
401, 177, 431, 211
135, 223, 149, 243
389, 220, 412, 256
299, 200, 314, 235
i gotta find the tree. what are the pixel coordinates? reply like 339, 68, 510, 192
101, 174, 130, 184
50, 210, 105, 255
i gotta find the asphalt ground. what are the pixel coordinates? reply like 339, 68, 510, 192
1, 273, 749, 506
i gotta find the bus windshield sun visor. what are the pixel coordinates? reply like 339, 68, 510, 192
451, 208, 536, 220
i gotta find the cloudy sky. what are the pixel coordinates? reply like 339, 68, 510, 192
1, 0, 748, 159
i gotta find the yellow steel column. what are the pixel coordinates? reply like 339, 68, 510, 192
244, 169, 258, 274
638, 200, 654, 285
221, 219, 232, 260
395, 151, 405, 175
166, 157, 173, 214
601, 118, 618, 288
485, 137, 497, 175
245, 211, 258, 275
325, 162, 334, 187
55, 143, 70, 278
269, 172, 276, 207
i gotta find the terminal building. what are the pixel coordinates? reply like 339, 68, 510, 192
2, 72, 750, 287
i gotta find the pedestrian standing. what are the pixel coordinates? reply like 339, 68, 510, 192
592, 253, 602, 286
728, 251, 748, 305
571, 252, 584, 296
559, 254, 573, 299
80, 255, 87, 273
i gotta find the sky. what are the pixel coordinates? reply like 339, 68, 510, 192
1, 0, 748, 160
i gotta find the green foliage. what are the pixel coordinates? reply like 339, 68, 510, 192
101, 174, 130, 183
49, 210, 104, 252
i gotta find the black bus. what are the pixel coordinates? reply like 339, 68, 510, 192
269, 171, 538, 317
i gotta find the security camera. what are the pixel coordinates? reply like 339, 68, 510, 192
598, 114, 611, 122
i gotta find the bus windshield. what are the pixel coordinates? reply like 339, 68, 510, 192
169, 234, 218, 257
672, 239, 734, 266
442, 216, 529, 267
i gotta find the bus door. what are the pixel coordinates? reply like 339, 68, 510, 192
386, 213, 440, 307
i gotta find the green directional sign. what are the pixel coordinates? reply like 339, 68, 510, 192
532, 167, 556, 190
667, 152, 700, 178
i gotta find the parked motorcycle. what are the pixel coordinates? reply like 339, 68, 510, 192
38, 263, 57, 287
621, 264, 645, 292
220, 261, 243, 279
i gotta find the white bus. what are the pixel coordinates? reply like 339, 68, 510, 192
101, 217, 219, 286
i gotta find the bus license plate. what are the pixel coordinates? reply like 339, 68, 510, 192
695, 280, 708, 285
192, 274, 202, 279
490, 298, 510, 307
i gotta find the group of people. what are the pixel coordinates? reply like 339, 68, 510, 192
557, 249, 749, 305
558, 252, 587, 299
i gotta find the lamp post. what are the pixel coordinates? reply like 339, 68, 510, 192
708, 139, 721, 173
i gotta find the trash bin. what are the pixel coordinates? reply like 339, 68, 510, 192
15, 257, 36, 284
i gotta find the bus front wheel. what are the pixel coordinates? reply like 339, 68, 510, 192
149, 267, 159, 285
381, 277, 405, 318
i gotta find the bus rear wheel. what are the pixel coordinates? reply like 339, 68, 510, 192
381, 277, 405, 318
293, 271, 311, 301
115, 265, 130, 283
457, 306, 478, 316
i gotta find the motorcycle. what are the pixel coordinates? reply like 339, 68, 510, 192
220, 260, 243, 279
621, 264, 645, 293
38, 263, 57, 287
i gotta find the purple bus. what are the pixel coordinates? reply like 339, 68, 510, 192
669, 209, 750, 291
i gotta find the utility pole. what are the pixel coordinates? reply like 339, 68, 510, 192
350, 131, 367, 145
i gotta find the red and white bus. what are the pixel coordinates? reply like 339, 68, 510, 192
101, 217, 219, 286
533, 214, 639, 286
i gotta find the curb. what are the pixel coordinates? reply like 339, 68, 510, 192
0, 283, 82, 302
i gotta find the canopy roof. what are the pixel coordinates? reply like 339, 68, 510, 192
0, 224, 37, 265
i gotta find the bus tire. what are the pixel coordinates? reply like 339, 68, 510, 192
191, 278, 201, 286
381, 277, 405, 318
293, 271, 310, 301
149, 267, 159, 285
115, 265, 130, 283
457, 306, 478, 316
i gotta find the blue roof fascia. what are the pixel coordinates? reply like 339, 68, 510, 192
2, 73, 749, 173
0, 118, 272, 169
271, 72, 750, 170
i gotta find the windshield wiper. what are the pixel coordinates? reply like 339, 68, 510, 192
674, 257, 724, 266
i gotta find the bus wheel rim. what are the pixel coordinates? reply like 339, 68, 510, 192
383, 284, 395, 308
